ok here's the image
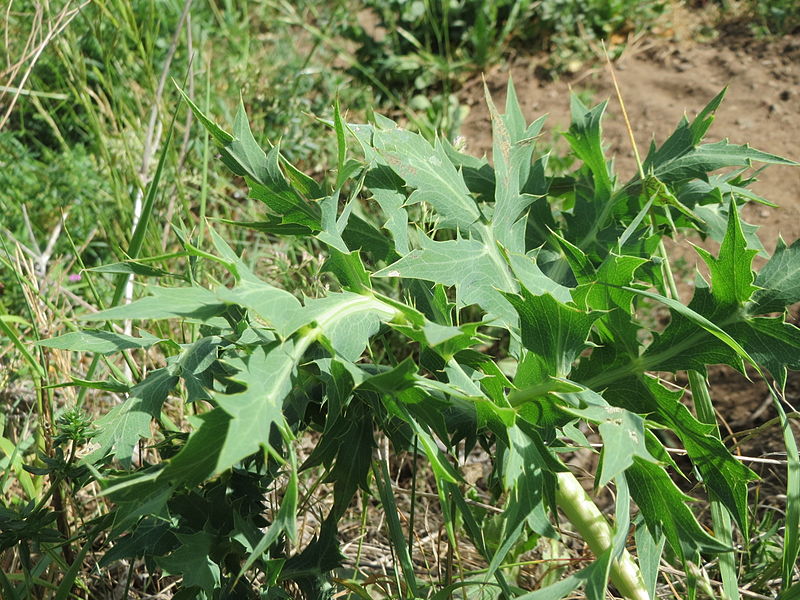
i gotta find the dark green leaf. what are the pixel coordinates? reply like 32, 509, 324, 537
752, 237, 800, 313
505, 288, 601, 379
628, 458, 730, 560
156, 531, 220, 593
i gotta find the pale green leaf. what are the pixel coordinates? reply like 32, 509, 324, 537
37, 330, 164, 354
371, 123, 481, 230
79, 286, 226, 322
374, 236, 518, 326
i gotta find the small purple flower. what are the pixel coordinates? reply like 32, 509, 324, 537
68, 273, 82, 282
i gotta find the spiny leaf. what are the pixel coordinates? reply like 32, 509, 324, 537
79, 286, 227, 322
484, 78, 545, 246
217, 273, 305, 339
692, 201, 766, 258
693, 200, 758, 308
156, 531, 220, 593
727, 317, 800, 390
601, 375, 756, 535
371, 119, 481, 231
84, 368, 178, 466
651, 139, 797, 184
751, 236, 800, 313
557, 390, 657, 487
563, 96, 612, 195
573, 253, 647, 312
505, 288, 601, 380
364, 164, 411, 255
179, 88, 321, 229
374, 235, 518, 326
628, 458, 730, 560
508, 252, 573, 304
641, 89, 726, 176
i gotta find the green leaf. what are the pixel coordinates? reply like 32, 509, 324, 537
374, 235, 518, 326
508, 252, 572, 304
237, 466, 297, 577
342, 214, 394, 262
642, 89, 726, 177
642, 204, 800, 388
371, 120, 481, 231
635, 515, 665, 600
642, 280, 740, 373
179, 88, 321, 230
573, 253, 647, 312
218, 216, 312, 236
628, 458, 730, 560
85, 368, 178, 466
210, 344, 293, 471
651, 139, 797, 184
505, 288, 601, 379
88, 262, 181, 278
563, 96, 612, 195
172, 336, 222, 402
304, 292, 396, 362
727, 317, 800, 389
156, 531, 220, 593
629, 284, 754, 369
37, 329, 164, 354
692, 201, 766, 258
322, 401, 374, 519
558, 391, 657, 487
693, 200, 758, 308
79, 286, 227, 322
160, 409, 234, 486
364, 164, 410, 255
439, 137, 496, 202
218, 272, 305, 339
323, 248, 370, 291
373, 456, 421, 597
246, 147, 321, 230
516, 559, 605, 600
751, 237, 800, 313
603, 375, 757, 534
484, 79, 546, 247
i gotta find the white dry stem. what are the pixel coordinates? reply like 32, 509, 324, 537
0, 0, 90, 132
555, 470, 650, 600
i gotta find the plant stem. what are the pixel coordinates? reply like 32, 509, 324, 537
555, 471, 650, 600
655, 221, 740, 600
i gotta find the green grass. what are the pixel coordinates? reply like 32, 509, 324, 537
2, 1, 800, 599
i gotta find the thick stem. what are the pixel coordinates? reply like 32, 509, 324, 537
555, 471, 650, 600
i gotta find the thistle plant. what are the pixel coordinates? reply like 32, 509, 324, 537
39, 81, 800, 599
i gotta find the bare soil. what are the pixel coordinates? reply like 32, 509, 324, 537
461, 32, 800, 251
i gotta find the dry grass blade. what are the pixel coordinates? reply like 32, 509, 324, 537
0, 0, 90, 132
